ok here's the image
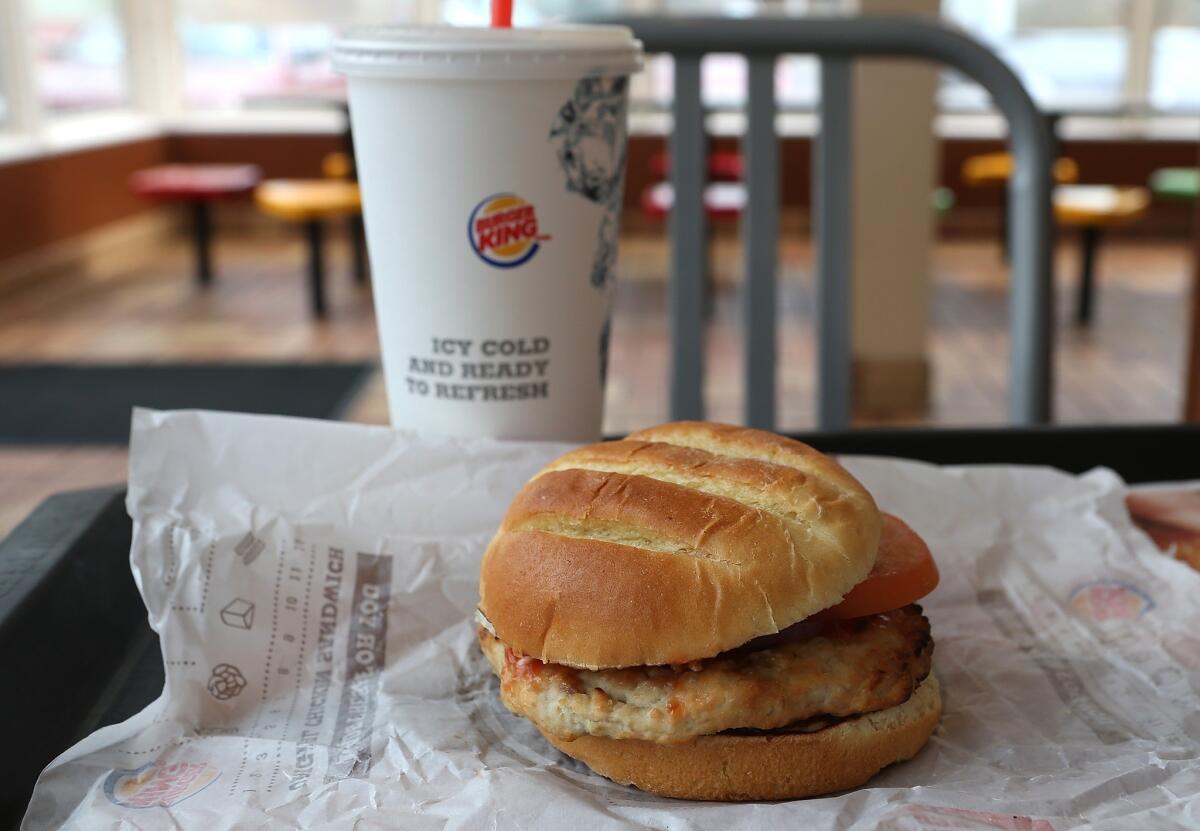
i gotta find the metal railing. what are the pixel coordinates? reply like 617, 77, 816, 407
614, 15, 1055, 429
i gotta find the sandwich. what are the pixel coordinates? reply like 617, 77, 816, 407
477, 421, 940, 800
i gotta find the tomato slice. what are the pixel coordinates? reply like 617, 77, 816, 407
825, 514, 939, 619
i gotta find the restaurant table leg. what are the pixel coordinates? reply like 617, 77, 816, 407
190, 201, 213, 286
1076, 225, 1100, 326
351, 215, 368, 284
305, 220, 327, 318
1000, 188, 1010, 263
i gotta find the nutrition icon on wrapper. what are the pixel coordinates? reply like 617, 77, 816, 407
206, 663, 247, 701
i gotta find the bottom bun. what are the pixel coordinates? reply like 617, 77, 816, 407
540, 675, 941, 801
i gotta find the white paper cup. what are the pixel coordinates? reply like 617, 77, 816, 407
333, 26, 643, 442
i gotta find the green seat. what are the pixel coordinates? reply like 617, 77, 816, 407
1149, 167, 1199, 202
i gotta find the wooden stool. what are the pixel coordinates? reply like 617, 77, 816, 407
962, 152, 1079, 262
255, 180, 362, 318
961, 152, 1079, 188
322, 151, 354, 180
1054, 185, 1150, 326
130, 164, 262, 285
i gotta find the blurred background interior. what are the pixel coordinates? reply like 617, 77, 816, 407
1, 0, 1198, 536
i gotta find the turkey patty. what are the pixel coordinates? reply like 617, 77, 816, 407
479, 604, 933, 744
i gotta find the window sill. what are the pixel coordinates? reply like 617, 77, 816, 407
629, 109, 1200, 142
0, 112, 161, 166
1, 107, 1194, 168
0, 109, 346, 166
164, 109, 346, 136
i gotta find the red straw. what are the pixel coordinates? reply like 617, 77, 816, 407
491, 0, 513, 27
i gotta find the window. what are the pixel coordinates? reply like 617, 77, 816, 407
5, 0, 1191, 136
1150, 0, 1200, 112
777, 56, 819, 110
438, 0, 806, 112
638, 54, 750, 110
30, 0, 129, 115
441, 0, 625, 26
176, 1, 410, 110
942, 0, 1129, 112
180, 20, 343, 110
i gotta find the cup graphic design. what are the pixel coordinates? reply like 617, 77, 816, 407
549, 75, 630, 291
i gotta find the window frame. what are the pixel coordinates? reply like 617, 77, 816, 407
0, 0, 40, 134
1122, 0, 1156, 109
121, 0, 184, 117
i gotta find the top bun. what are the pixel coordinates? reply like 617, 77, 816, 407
479, 421, 881, 669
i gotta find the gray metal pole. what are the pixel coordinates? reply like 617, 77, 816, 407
743, 56, 779, 430
669, 55, 707, 421
612, 15, 1055, 425
1005, 106, 1055, 423
815, 58, 854, 430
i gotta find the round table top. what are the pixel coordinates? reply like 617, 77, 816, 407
641, 181, 746, 221
130, 164, 263, 200
1054, 185, 1150, 226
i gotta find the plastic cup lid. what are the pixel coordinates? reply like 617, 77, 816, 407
332, 24, 643, 80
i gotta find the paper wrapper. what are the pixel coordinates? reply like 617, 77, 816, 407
23, 410, 1200, 829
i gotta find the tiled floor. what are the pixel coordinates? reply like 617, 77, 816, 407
607, 234, 1189, 431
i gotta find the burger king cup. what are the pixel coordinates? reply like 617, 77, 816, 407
333, 26, 642, 442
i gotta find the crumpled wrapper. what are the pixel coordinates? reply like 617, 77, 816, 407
23, 409, 1200, 829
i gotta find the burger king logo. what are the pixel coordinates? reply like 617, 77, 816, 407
1069, 579, 1154, 622
468, 193, 550, 268
104, 761, 220, 808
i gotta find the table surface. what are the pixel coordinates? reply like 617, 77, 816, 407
129, 164, 263, 199
0, 446, 128, 541
2, 426, 1199, 827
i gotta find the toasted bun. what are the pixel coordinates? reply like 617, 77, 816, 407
480, 421, 881, 668
541, 675, 941, 801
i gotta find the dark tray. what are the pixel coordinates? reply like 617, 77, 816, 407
2, 423, 1199, 827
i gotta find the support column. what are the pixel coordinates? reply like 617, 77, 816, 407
120, 0, 184, 117
0, 0, 40, 134
849, 0, 939, 418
